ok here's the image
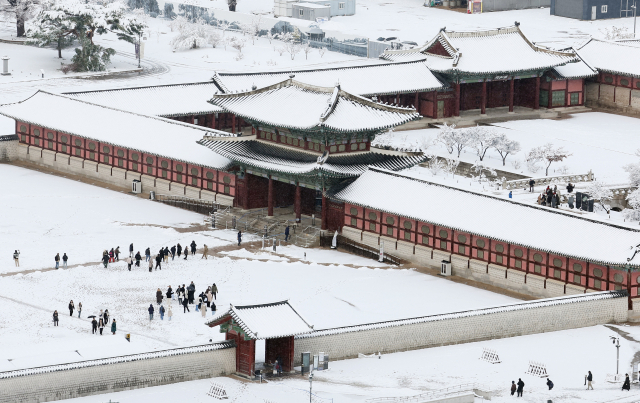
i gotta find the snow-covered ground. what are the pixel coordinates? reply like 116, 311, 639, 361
0, 164, 517, 372
55, 323, 640, 403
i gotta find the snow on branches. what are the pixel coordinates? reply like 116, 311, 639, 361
494, 133, 521, 166
0, 0, 40, 37
170, 18, 217, 50
585, 180, 613, 214
436, 123, 473, 158
527, 143, 572, 176
467, 125, 500, 161
436, 123, 520, 165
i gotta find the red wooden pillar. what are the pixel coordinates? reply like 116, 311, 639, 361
395, 93, 399, 105
231, 114, 236, 134
414, 92, 420, 112
268, 176, 274, 216
321, 192, 328, 230
294, 183, 301, 221
565, 79, 569, 107
534, 76, 540, 110
481, 80, 487, 115
508, 78, 514, 112
454, 83, 460, 117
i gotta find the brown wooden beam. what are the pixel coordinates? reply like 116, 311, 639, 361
481, 80, 487, 115
268, 176, 274, 216
534, 76, 540, 110
508, 78, 514, 112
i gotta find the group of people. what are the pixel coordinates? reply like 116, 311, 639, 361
534, 183, 576, 209
148, 282, 219, 320
100, 241, 208, 271
508, 370, 637, 396
54, 253, 69, 269
91, 309, 116, 335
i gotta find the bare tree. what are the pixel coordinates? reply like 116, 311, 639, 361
470, 161, 497, 184
528, 143, 572, 176
319, 47, 326, 58
230, 36, 246, 53
493, 133, 521, 166
218, 20, 230, 36
247, 16, 262, 45
284, 39, 301, 60
468, 125, 500, 162
436, 123, 472, 158
302, 42, 313, 59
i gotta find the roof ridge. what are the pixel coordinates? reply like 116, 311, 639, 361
215, 60, 418, 77
62, 81, 215, 95
233, 300, 291, 310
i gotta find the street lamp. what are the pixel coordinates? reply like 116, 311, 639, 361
632, 1, 637, 37
309, 372, 314, 403
610, 336, 621, 375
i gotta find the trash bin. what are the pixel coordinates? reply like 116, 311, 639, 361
149, 190, 155, 200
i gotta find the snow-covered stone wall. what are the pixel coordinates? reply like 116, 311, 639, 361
586, 82, 640, 115
0, 138, 18, 161
0, 343, 236, 403
293, 292, 628, 364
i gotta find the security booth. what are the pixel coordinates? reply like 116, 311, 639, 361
206, 300, 314, 377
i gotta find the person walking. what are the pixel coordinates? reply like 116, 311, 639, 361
546, 379, 554, 390
159, 305, 165, 320
586, 371, 593, 390
201, 300, 207, 318
166, 286, 173, 301
177, 286, 183, 306
516, 379, 524, 397
62, 253, 68, 269
109, 248, 114, 263
237, 231, 242, 246
285, 225, 290, 241
567, 182, 575, 193
13, 250, 20, 267
155, 254, 162, 270
510, 381, 516, 396
98, 318, 104, 335
135, 251, 141, 267
102, 252, 109, 268
168, 304, 173, 320
91, 317, 98, 334
508, 191, 512, 199
177, 243, 182, 258
145, 247, 151, 262
68, 300, 74, 316
211, 300, 216, 316
53, 310, 59, 326
196, 294, 202, 312
114, 246, 120, 261
202, 244, 208, 259
129, 243, 134, 258
55, 253, 60, 269
183, 247, 189, 260
529, 179, 535, 192
190, 241, 197, 255
156, 288, 163, 305
182, 297, 190, 313
125, 256, 133, 271
206, 289, 213, 308
111, 318, 116, 335
622, 374, 631, 391
188, 282, 196, 304
212, 283, 218, 300
104, 309, 109, 325
148, 258, 153, 273
163, 247, 169, 263
568, 194, 575, 209
148, 304, 154, 320
77, 302, 82, 318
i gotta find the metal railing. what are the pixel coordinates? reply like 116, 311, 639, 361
365, 383, 489, 403
320, 235, 404, 266
503, 171, 594, 190
155, 194, 221, 215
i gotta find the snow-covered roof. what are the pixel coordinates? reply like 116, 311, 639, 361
382, 25, 578, 76
577, 39, 640, 78
332, 167, 640, 267
197, 139, 427, 177
295, 2, 330, 8
0, 91, 232, 170
65, 82, 223, 117
212, 60, 444, 97
206, 300, 313, 340
208, 79, 420, 132
552, 56, 598, 79
295, 291, 626, 338
0, 342, 234, 379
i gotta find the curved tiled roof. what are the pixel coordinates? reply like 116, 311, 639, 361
206, 300, 313, 340
197, 139, 427, 177
332, 167, 640, 267
577, 39, 640, 78
208, 79, 420, 132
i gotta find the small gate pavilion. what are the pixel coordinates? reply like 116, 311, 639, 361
206, 300, 313, 377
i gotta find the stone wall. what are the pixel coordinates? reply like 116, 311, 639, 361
0, 138, 18, 161
293, 292, 628, 363
13, 144, 233, 206
586, 83, 640, 116
0, 343, 236, 403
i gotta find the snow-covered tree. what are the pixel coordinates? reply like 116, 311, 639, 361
283, 36, 301, 60
230, 36, 246, 53
170, 19, 211, 50
217, 20, 230, 36
468, 125, 500, 161
470, 161, 496, 184
425, 154, 444, 176
493, 133, 521, 166
247, 16, 261, 45
623, 149, 640, 186
624, 189, 640, 221
443, 157, 459, 178
319, 47, 326, 58
207, 29, 221, 48
600, 26, 634, 40
302, 42, 313, 59
585, 180, 613, 213
436, 123, 472, 158
527, 143, 572, 176
163, 3, 175, 19
0, 0, 40, 37
169, 15, 188, 32
28, 0, 147, 71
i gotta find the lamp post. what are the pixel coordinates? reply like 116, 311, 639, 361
610, 336, 620, 375
632, 1, 637, 37
309, 372, 314, 403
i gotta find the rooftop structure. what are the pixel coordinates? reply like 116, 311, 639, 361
333, 167, 640, 267
577, 39, 640, 78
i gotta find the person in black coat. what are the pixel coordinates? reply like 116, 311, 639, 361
622, 374, 631, 391
237, 231, 242, 246
145, 247, 151, 262
183, 247, 189, 260
91, 317, 98, 334
177, 243, 182, 257
546, 379, 554, 390
155, 254, 162, 270
135, 251, 141, 267
62, 253, 68, 269
529, 179, 535, 192
148, 304, 154, 320
170, 245, 176, 260
166, 286, 173, 300
68, 300, 74, 316
587, 371, 593, 390
187, 282, 196, 304
53, 310, 59, 326
566, 183, 575, 193
190, 241, 197, 254
129, 243, 134, 258
102, 253, 109, 268
182, 297, 190, 313
516, 379, 524, 397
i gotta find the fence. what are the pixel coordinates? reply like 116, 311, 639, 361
365, 383, 490, 403
155, 194, 221, 215
320, 234, 404, 265
502, 171, 594, 190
